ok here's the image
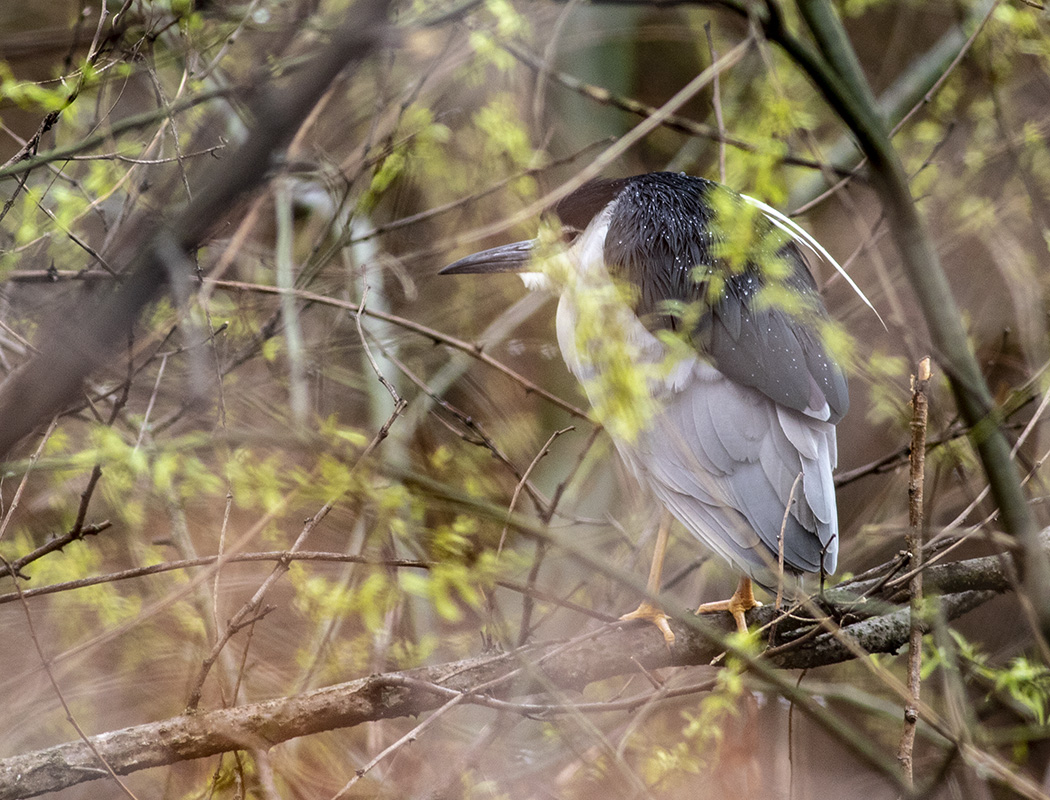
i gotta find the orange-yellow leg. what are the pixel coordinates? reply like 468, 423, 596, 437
695, 576, 760, 634
620, 512, 675, 646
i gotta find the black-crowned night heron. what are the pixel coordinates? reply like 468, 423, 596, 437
441, 171, 850, 643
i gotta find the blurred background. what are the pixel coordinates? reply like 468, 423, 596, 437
1, 0, 1049, 797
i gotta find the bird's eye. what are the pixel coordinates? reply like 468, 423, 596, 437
561, 226, 582, 245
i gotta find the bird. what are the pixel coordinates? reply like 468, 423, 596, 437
440, 171, 851, 643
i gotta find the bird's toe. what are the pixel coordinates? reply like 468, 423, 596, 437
620, 602, 676, 646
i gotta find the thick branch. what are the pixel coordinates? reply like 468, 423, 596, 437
0, 573, 1004, 799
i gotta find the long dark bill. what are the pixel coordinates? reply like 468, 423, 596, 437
438, 240, 535, 274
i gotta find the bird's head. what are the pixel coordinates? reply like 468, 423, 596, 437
441, 172, 877, 335
440, 172, 869, 427
438, 176, 638, 293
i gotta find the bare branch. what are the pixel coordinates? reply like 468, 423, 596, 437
0, 0, 393, 459
898, 357, 931, 784
0, 580, 998, 800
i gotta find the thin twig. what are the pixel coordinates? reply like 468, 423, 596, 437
343, 138, 615, 246
209, 278, 588, 418
330, 695, 466, 799
183, 501, 337, 712
792, 0, 1049, 632
133, 352, 168, 451
0, 521, 112, 580
0, 556, 140, 800
371, 337, 553, 515
0, 579, 1009, 800
0, 87, 233, 180
0, 548, 616, 623
898, 357, 930, 785
498, 427, 573, 554
184, 380, 407, 711
704, 22, 727, 183
503, 38, 848, 176
355, 286, 404, 406
65, 142, 226, 164
0, 418, 58, 544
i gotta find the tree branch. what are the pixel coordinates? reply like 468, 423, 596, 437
787, 0, 1050, 634
0, 553, 1011, 799
0, 0, 393, 459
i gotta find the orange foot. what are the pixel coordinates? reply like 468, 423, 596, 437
695, 577, 760, 634
620, 601, 675, 646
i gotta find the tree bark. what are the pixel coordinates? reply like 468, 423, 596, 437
0, 555, 1005, 799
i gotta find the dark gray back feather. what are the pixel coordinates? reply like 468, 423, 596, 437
555, 172, 849, 423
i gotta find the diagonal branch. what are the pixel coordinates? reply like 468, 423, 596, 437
0, 574, 1002, 800
0, 0, 393, 460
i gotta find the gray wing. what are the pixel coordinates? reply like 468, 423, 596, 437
614, 360, 838, 585
602, 179, 850, 425
694, 247, 849, 425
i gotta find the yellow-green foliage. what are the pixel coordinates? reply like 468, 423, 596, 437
473, 94, 536, 177
1, 528, 142, 639
147, 297, 179, 333
82, 158, 125, 198
227, 419, 367, 508
227, 449, 290, 513
530, 230, 667, 441
706, 185, 793, 279
357, 103, 452, 214
953, 190, 998, 235
425, 435, 507, 506
71, 427, 150, 526
429, 514, 479, 561
818, 317, 856, 369
840, 0, 893, 17
401, 103, 453, 184
400, 548, 515, 623
41, 426, 229, 526
458, 769, 513, 800
569, 275, 663, 442
992, 2, 1044, 42
374, 479, 425, 541
289, 563, 402, 634
387, 633, 439, 669
482, 0, 529, 39
13, 186, 44, 249
465, 0, 530, 77
467, 29, 516, 76
721, 74, 814, 206
929, 631, 1050, 727
0, 60, 78, 112
169, 597, 210, 640
151, 449, 225, 500
46, 184, 91, 231
864, 351, 910, 427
